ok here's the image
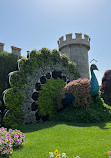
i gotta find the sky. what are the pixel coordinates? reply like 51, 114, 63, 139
0, 0, 111, 85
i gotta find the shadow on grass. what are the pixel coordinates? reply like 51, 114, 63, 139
16, 120, 111, 133
65, 121, 111, 130
16, 121, 59, 133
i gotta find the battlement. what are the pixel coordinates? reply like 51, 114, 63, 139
58, 33, 90, 51
0, 43, 21, 56
0, 43, 5, 52
11, 46, 21, 56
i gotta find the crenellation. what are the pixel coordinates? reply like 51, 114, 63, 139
58, 33, 90, 51
75, 33, 82, 40
11, 46, 21, 57
0, 43, 4, 52
59, 36, 64, 42
84, 34, 90, 41
58, 36, 64, 45
66, 33, 72, 40
0, 43, 22, 57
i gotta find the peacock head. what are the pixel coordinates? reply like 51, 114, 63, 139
90, 64, 99, 71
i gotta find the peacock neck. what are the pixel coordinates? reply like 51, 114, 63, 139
90, 68, 94, 75
90, 68, 96, 79
90, 68, 99, 85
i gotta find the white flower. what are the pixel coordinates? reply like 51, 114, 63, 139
75, 156, 80, 158
62, 153, 66, 158
49, 152, 54, 158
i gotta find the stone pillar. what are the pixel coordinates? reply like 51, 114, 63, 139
11, 46, 21, 57
0, 43, 4, 52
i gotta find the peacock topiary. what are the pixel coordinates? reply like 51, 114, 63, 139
90, 64, 99, 97
58, 64, 99, 109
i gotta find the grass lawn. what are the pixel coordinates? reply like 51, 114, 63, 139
11, 121, 111, 158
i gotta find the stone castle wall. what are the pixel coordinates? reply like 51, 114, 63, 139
58, 33, 90, 79
0, 43, 21, 57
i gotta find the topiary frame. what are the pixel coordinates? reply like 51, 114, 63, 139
2, 48, 79, 126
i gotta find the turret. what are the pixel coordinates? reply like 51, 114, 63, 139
58, 33, 90, 79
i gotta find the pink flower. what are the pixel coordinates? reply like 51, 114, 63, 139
0, 139, 4, 143
10, 148, 13, 151
108, 151, 111, 155
9, 144, 12, 147
18, 142, 21, 145
15, 136, 19, 138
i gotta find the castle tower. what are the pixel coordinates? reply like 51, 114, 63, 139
58, 33, 90, 79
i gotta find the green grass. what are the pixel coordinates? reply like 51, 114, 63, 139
12, 121, 111, 158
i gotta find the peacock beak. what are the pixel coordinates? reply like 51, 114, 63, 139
96, 68, 99, 71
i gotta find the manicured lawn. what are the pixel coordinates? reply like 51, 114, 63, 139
12, 121, 111, 158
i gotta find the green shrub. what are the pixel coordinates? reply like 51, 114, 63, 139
41, 48, 52, 64
30, 49, 44, 67
3, 110, 24, 129
61, 54, 70, 66
30, 49, 40, 59
9, 71, 27, 90
37, 78, 66, 120
41, 47, 51, 57
18, 58, 27, 71
51, 49, 61, 63
56, 94, 111, 123
2, 88, 24, 128
58, 78, 91, 109
0, 51, 20, 100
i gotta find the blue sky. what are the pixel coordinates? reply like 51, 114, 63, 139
0, 0, 111, 85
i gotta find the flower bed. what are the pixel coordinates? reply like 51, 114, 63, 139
0, 127, 25, 157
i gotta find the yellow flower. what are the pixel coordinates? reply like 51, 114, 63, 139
54, 149, 58, 155
56, 155, 61, 158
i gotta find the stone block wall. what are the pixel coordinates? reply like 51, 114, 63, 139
58, 33, 90, 79
0, 43, 21, 57
0, 43, 4, 52
11, 46, 21, 57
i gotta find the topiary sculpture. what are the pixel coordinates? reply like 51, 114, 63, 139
2, 48, 78, 126
58, 64, 99, 109
56, 93, 111, 123
2, 88, 24, 128
0, 51, 20, 100
37, 78, 66, 120
100, 70, 111, 106
90, 64, 99, 97
57, 78, 91, 109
